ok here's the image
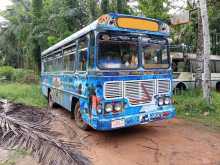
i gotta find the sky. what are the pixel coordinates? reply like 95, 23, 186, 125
0, 0, 12, 22
0, 0, 12, 11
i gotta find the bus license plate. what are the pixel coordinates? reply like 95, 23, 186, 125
111, 119, 125, 128
150, 113, 162, 121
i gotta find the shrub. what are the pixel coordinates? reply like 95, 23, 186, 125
0, 66, 15, 81
12, 69, 39, 84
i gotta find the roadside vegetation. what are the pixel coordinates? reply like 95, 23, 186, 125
0, 66, 46, 108
174, 89, 220, 130
0, 83, 47, 108
0, 149, 30, 165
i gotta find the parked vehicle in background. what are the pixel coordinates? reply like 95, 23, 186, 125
41, 13, 175, 131
171, 52, 220, 92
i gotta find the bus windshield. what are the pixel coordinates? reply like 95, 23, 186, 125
142, 38, 169, 69
98, 33, 138, 69
97, 33, 169, 70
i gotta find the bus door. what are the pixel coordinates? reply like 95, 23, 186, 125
76, 35, 90, 121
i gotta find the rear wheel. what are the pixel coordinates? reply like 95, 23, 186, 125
216, 82, 220, 92
74, 102, 90, 130
174, 83, 186, 95
48, 91, 54, 109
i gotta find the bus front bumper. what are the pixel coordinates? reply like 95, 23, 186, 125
91, 105, 176, 131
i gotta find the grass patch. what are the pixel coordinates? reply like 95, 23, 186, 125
0, 149, 30, 165
174, 89, 220, 130
0, 83, 47, 108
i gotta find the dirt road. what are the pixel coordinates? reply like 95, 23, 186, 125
52, 107, 220, 165
1, 104, 220, 165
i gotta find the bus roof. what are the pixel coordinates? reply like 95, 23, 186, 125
41, 13, 170, 56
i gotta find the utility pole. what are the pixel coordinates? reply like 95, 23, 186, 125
199, 0, 211, 104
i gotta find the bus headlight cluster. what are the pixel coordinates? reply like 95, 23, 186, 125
164, 97, 171, 105
158, 98, 164, 106
158, 97, 171, 106
114, 103, 122, 112
105, 104, 113, 113
105, 102, 123, 113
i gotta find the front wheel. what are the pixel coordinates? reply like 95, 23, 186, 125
48, 91, 54, 109
74, 102, 90, 130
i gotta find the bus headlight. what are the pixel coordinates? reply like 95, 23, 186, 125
114, 103, 122, 112
105, 104, 113, 113
158, 98, 164, 106
164, 97, 171, 105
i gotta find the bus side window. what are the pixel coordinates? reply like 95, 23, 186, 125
78, 36, 88, 71
216, 61, 220, 73
190, 60, 197, 73
63, 43, 76, 72
89, 32, 95, 69
211, 60, 216, 73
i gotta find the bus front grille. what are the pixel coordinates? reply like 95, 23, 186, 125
158, 80, 170, 94
124, 80, 155, 105
104, 79, 170, 106
104, 81, 123, 99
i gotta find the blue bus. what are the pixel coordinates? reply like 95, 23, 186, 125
41, 13, 175, 131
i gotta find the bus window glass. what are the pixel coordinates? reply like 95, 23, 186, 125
98, 33, 138, 69
63, 54, 75, 71
69, 53, 75, 71
89, 32, 95, 69
216, 61, 220, 73
142, 38, 169, 69
78, 36, 88, 71
211, 60, 216, 73
172, 59, 190, 72
63, 43, 76, 72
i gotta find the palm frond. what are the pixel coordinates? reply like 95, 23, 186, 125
0, 100, 90, 165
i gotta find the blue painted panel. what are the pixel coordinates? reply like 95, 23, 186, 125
41, 68, 175, 131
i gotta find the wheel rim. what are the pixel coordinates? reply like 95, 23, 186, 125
76, 107, 84, 127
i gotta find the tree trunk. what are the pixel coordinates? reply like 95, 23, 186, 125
199, 0, 211, 104
195, 10, 203, 88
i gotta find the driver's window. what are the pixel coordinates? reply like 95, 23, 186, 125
78, 36, 88, 71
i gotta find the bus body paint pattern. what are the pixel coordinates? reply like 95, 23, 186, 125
41, 71, 175, 131
41, 13, 175, 131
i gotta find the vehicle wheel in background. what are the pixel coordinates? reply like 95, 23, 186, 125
74, 102, 90, 130
216, 82, 220, 92
174, 83, 187, 95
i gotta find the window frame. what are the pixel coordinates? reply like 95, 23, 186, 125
76, 34, 89, 73
62, 41, 77, 73
96, 32, 140, 71
141, 37, 170, 70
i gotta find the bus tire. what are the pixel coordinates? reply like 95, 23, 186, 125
48, 90, 54, 109
175, 83, 186, 94
74, 102, 90, 130
216, 82, 220, 92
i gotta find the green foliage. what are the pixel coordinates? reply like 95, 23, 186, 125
47, 36, 60, 46
0, 83, 47, 108
0, 149, 30, 165
89, 0, 100, 22
175, 89, 220, 129
12, 69, 39, 84
0, 66, 15, 80
101, 0, 110, 13
138, 0, 170, 20
0, 66, 38, 83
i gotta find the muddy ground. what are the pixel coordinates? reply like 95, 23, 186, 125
1, 105, 220, 165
